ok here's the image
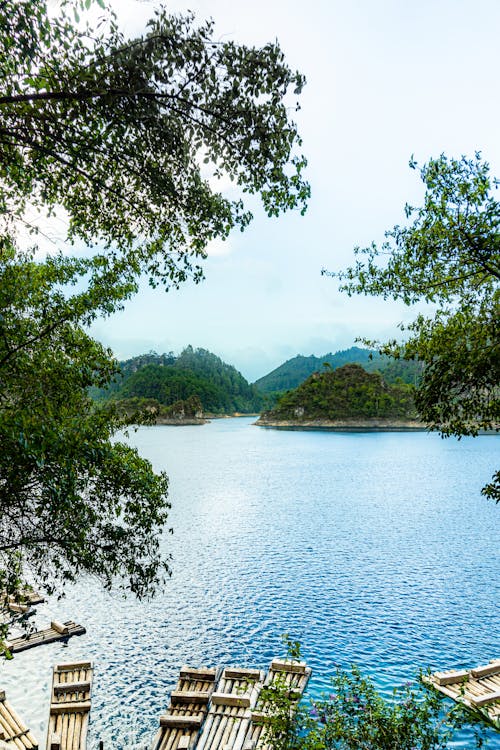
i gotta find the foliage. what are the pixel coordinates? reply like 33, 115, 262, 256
1, 0, 308, 289
255, 634, 305, 750
263, 364, 416, 422
332, 154, 499, 500
0, 243, 171, 613
259, 638, 486, 750
297, 667, 486, 750
0, 0, 309, 611
254, 347, 422, 394
96, 347, 266, 414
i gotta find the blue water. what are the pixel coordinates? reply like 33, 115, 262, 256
2, 419, 499, 748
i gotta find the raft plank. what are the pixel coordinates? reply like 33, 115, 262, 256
426, 660, 500, 729
151, 667, 218, 750
471, 662, 500, 679
179, 668, 217, 682
159, 716, 203, 730
50, 703, 91, 716
222, 669, 262, 681
56, 663, 92, 673
468, 690, 500, 707
4, 589, 45, 606
434, 670, 469, 686
248, 658, 311, 750
53, 683, 91, 696
270, 659, 307, 674
7, 622, 85, 653
197, 668, 264, 750
211, 693, 251, 708
170, 692, 211, 706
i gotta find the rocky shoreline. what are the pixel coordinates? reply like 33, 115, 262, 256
155, 416, 208, 425
254, 417, 426, 430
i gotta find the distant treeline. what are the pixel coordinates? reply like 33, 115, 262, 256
254, 346, 422, 394
262, 364, 417, 422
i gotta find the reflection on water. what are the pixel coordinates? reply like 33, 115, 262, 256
2, 420, 498, 748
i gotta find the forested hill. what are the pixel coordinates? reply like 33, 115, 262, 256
92, 346, 265, 414
254, 346, 421, 393
260, 364, 417, 422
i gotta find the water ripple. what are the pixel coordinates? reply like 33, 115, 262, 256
1, 422, 498, 749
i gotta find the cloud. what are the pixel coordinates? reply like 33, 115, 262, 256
204, 237, 233, 257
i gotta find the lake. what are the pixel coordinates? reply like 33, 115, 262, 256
2, 419, 499, 749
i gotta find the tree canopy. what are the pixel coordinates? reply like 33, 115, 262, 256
1, 0, 308, 288
0, 0, 309, 616
332, 154, 499, 500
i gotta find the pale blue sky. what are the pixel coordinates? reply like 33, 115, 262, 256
89, 0, 500, 381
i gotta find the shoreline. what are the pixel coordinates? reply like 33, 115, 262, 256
254, 417, 426, 431
155, 416, 208, 425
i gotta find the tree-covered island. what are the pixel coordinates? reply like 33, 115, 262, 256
92, 346, 267, 419
256, 364, 420, 428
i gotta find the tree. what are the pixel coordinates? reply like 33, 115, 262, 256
331, 154, 499, 501
0, 0, 309, 616
0, 241, 170, 615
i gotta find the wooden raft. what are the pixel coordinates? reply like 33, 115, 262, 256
0, 690, 38, 749
151, 666, 218, 750
196, 667, 265, 750
5, 621, 85, 654
1, 590, 45, 608
11, 590, 45, 607
424, 659, 500, 729
151, 658, 311, 750
247, 659, 312, 750
0, 591, 44, 624
46, 661, 93, 750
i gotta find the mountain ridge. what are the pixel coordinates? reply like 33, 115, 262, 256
254, 346, 421, 393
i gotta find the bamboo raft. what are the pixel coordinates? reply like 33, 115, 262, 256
1, 590, 45, 609
424, 659, 500, 729
151, 666, 219, 750
196, 666, 265, 750
0, 690, 38, 749
12, 590, 45, 607
46, 661, 93, 750
247, 659, 312, 750
0, 591, 44, 624
152, 658, 311, 750
5, 621, 85, 654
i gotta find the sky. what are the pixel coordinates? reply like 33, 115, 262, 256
86, 0, 500, 381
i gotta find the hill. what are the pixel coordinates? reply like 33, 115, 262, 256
254, 346, 421, 393
92, 346, 266, 415
258, 364, 418, 424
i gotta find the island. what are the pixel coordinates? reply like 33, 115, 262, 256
255, 364, 425, 430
